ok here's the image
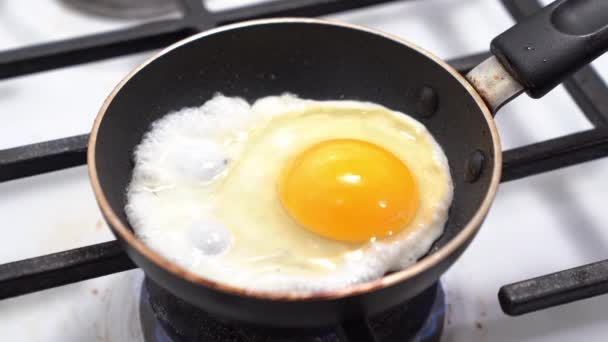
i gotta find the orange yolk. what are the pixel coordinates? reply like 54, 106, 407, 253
278, 139, 419, 242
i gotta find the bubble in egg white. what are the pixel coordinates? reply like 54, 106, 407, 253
188, 221, 232, 256
168, 139, 227, 183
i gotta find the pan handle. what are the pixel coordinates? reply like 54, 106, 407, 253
466, 0, 608, 113
492, 0, 608, 99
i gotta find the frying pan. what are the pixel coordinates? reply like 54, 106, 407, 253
88, 0, 608, 329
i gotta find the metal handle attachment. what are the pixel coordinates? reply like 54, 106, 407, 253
465, 56, 523, 113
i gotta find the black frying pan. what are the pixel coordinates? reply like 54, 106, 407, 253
88, 0, 607, 329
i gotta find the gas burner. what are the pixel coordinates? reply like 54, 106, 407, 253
139, 278, 446, 342
60, 0, 180, 19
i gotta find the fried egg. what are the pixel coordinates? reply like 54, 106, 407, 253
126, 94, 453, 292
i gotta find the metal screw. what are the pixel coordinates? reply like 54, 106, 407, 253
464, 150, 486, 183
415, 86, 439, 118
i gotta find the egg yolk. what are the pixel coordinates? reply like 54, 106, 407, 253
278, 139, 419, 242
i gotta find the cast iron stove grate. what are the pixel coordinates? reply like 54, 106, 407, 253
1, 0, 608, 337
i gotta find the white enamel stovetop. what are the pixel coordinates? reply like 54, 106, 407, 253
1, 1, 607, 341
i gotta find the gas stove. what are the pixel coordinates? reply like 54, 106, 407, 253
1, 1, 608, 341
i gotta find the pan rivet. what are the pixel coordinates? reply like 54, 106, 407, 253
415, 86, 438, 118
465, 150, 486, 183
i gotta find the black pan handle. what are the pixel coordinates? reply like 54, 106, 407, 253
491, 0, 608, 99
498, 259, 608, 316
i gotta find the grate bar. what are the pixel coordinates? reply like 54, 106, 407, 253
502, 128, 608, 182
446, 52, 492, 74
501, 0, 541, 20
499, 259, 608, 316
0, 135, 88, 182
563, 68, 608, 127
212, 0, 400, 25
178, 0, 208, 14
0, 19, 196, 80
0, 241, 135, 300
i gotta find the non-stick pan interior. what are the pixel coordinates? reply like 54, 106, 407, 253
94, 20, 496, 262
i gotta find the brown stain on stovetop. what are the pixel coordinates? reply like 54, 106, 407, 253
93, 273, 143, 342
91, 288, 98, 295
478, 297, 487, 319
95, 218, 104, 231
446, 302, 453, 325
475, 296, 488, 342
47, 220, 88, 253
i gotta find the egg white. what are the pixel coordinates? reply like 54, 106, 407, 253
126, 94, 453, 292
